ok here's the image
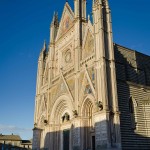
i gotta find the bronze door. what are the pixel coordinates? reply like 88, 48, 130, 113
92, 136, 95, 150
63, 129, 70, 150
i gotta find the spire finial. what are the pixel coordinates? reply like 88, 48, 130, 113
93, 0, 95, 6
104, 0, 110, 9
93, 0, 102, 5
51, 11, 59, 27
40, 40, 46, 53
52, 11, 55, 23
43, 40, 46, 50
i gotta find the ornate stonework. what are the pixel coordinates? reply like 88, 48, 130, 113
33, 1, 150, 150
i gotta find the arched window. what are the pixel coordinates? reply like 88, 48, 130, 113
129, 97, 138, 129
129, 97, 134, 113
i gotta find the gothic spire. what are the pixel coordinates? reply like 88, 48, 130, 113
92, 0, 110, 11
43, 40, 46, 50
51, 11, 59, 27
93, 0, 103, 6
41, 40, 46, 53
92, 0, 95, 7
74, 0, 87, 20
103, 0, 110, 9
50, 11, 59, 44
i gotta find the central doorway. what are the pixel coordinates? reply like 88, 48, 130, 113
63, 129, 70, 150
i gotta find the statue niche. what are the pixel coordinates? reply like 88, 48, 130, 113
62, 113, 70, 123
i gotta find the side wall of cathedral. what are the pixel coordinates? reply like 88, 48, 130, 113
115, 44, 150, 149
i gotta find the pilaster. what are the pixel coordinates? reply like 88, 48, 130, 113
94, 111, 111, 149
93, 0, 122, 149
74, 0, 84, 114
32, 127, 43, 150
72, 118, 81, 150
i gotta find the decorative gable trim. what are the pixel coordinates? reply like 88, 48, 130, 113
79, 68, 96, 105
55, 2, 74, 41
60, 71, 74, 102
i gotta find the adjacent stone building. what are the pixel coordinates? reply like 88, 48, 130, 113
0, 134, 32, 149
33, 0, 150, 150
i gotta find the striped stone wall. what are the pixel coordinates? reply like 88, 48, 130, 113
114, 44, 150, 149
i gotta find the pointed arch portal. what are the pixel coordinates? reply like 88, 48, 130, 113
50, 95, 74, 150
81, 95, 96, 150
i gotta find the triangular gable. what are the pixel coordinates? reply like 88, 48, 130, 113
82, 23, 94, 59
53, 72, 74, 102
56, 2, 74, 41
80, 73, 93, 104
79, 69, 96, 104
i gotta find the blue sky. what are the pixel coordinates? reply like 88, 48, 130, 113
0, 0, 150, 140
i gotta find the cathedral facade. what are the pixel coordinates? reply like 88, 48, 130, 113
33, 0, 150, 150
